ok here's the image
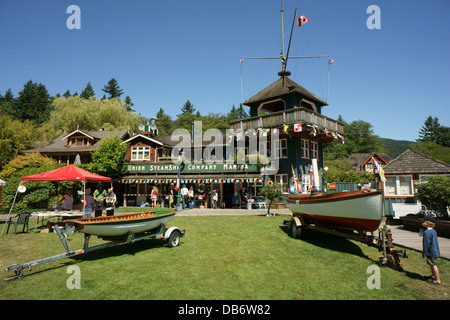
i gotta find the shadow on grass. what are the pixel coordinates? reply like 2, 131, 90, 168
279, 225, 375, 263
71, 237, 174, 262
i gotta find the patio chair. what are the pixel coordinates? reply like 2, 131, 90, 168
6, 212, 31, 234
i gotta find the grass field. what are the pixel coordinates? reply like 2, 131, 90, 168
0, 214, 449, 300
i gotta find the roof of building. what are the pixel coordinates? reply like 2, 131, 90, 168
348, 152, 392, 168
25, 129, 130, 154
243, 76, 328, 107
383, 149, 450, 174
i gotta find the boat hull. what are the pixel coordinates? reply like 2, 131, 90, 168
285, 190, 383, 232
65, 212, 176, 237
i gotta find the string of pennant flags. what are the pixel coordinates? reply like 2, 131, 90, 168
229, 122, 344, 144
116, 178, 264, 185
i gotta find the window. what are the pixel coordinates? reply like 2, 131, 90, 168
311, 141, 318, 159
399, 176, 412, 195
273, 138, 288, 158
384, 177, 397, 196
275, 174, 289, 194
131, 146, 151, 161
301, 174, 313, 194
301, 139, 309, 159
384, 175, 413, 196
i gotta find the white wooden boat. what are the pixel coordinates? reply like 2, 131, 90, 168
285, 190, 383, 232
65, 211, 176, 237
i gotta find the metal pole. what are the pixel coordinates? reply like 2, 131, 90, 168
1, 182, 20, 236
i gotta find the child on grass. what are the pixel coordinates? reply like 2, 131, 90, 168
422, 216, 441, 285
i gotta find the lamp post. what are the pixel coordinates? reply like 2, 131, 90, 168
176, 150, 184, 205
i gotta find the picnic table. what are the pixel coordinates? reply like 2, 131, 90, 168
31, 210, 84, 233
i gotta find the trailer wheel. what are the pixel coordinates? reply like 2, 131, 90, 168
167, 230, 182, 248
289, 222, 304, 239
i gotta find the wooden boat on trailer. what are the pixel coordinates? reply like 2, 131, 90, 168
285, 190, 384, 233
65, 211, 176, 237
284, 189, 408, 270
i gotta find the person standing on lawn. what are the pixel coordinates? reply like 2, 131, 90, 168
422, 216, 441, 285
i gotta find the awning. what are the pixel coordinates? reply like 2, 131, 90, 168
0, 179, 6, 186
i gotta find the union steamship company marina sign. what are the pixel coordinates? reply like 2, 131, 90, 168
124, 162, 260, 173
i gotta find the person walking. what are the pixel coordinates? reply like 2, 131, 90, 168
422, 216, 442, 285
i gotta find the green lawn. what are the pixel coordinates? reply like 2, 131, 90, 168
0, 215, 449, 300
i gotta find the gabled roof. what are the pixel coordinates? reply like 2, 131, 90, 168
348, 152, 391, 168
123, 134, 164, 146
25, 130, 130, 154
243, 76, 328, 107
62, 129, 95, 141
383, 149, 450, 175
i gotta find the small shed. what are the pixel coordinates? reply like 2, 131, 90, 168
382, 149, 450, 217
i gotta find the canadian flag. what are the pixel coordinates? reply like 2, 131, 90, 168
294, 123, 302, 132
298, 15, 309, 27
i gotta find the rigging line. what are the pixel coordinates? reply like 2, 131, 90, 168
302, 27, 326, 100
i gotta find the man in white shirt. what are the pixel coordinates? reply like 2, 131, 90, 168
180, 184, 189, 209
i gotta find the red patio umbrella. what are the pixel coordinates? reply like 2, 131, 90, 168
21, 165, 111, 182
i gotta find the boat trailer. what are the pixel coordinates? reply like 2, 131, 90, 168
3, 223, 185, 282
284, 216, 407, 271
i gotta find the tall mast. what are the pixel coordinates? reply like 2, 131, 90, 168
280, 0, 286, 71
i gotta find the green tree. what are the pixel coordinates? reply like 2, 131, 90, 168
259, 182, 284, 216
323, 118, 385, 160
154, 108, 174, 135
418, 116, 440, 143
102, 78, 124, 99
415, 175, 450, 219
80, 82, 95, 99
40, 96, 144, 141
88, 134, 129, 178
124, 95, 134, 112
0, 89, 15, 116
410, 141, 450, 164
236, 104, 249, 119
9, 80, 52, 125
178, 100, 196, 116
0, 113, 35, 170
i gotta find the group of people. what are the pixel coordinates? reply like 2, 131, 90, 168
59, 184, 116, 218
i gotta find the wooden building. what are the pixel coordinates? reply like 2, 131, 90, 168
120, 72, 344, 207
25, 129, 131, 165
382, 149, 450, 217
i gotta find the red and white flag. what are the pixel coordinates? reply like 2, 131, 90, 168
298, 15, 309, 27
328, 59, 334, 64
294, 123, 302, 132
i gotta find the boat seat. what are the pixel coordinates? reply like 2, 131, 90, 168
7, 212, 31, 234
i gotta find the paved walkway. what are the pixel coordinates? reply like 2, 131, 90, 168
390, 225, 450, 261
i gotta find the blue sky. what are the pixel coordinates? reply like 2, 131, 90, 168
0, 0, 448, 141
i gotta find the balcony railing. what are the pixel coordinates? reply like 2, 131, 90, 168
229, 107, 344, 135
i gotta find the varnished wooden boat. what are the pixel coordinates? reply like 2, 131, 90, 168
65, 211, 176, 237
285, 190, 383, 232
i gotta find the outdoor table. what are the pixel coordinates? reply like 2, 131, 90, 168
32, 210, 83, 233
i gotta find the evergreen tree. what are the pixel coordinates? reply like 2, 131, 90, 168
102, 78, 124, 99
63, 90, 71, 98
124, 95, 134, 112
236, 104, 249, 119
0, 89, 15, 116
178, 100, 195, 116
155, 108, 174, 135
80, 82, 95, 99
418, 116, 440, 143
418, 116, 449, 147
13, 80, 52, 125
